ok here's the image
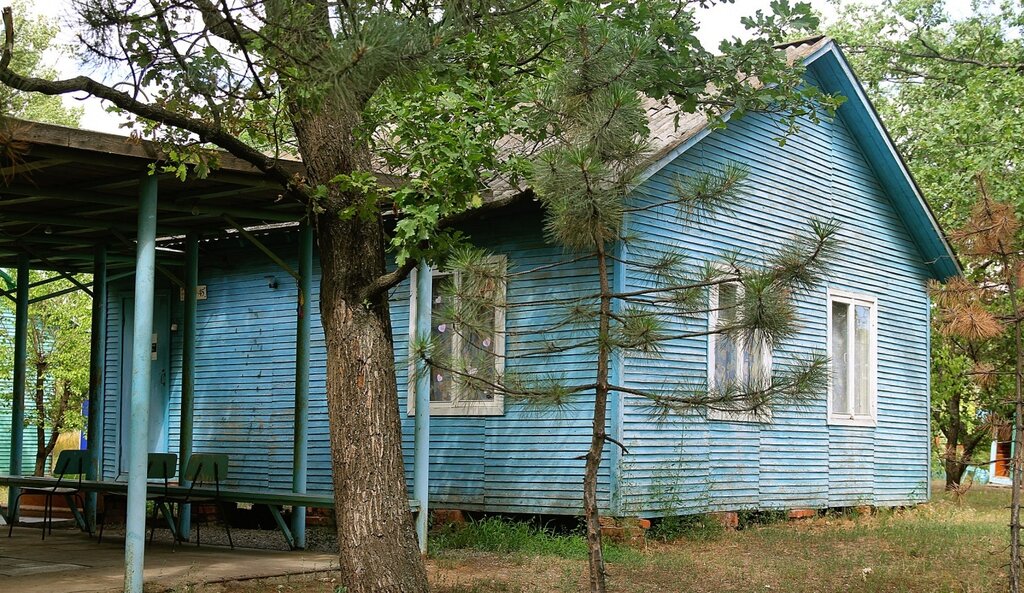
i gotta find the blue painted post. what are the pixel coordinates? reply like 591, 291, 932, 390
413, 260, 432, 554
607, 237, 627, 516
85, 245, 107, 529
7, 254, 29, 522
291, 224, 312, 548
124, 175, 157, 593
178, 233, 198, 539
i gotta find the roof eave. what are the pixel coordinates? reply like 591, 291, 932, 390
805, 41, 962, 281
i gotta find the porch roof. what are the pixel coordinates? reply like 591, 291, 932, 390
0, 118, 306, 272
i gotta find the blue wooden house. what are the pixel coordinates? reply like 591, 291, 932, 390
89, 36, 956, 519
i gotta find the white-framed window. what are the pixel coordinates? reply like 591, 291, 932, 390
707, 278, 772, 422
826, 290, 877, 427
408, 256, 506, 416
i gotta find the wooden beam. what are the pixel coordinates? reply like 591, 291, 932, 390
0, 184, 301, 222
0, 157, 71, 178
223, 215, 300, 280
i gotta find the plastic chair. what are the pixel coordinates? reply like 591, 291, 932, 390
8, 449, 91, 540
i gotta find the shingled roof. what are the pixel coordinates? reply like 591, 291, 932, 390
642, 35, 831, 170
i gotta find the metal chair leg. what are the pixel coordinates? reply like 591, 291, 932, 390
41, 494, 50, 541
220, 502, 233, 549
6, 492, 21, 538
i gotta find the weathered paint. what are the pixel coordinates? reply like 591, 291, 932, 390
179, 233, 198, 538
291, 224, 312, 548
124, 175, 157, 593
94, 47, 943, 519
100, 218, 613, 514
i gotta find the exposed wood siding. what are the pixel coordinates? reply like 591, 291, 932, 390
618, 88, 931, 515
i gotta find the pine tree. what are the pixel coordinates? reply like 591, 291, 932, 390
933, 174, 1024, 592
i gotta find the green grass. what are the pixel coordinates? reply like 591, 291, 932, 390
429, 516, 642, 564
430, 485, 1017, 593
187, 484, 1018, 593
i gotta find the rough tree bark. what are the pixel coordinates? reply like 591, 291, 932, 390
583, 239, 612, 593
293, 112, 429, 593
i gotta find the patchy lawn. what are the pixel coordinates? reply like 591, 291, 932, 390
199, 484, 1010, 593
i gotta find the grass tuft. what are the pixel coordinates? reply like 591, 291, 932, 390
648, 513, 724, 542
429, 517, 642, 564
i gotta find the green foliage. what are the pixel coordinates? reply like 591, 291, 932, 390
0, 1, 81, 126
429, 517, 641, 564
830, 0, 1024, 229
648, 513, 724, 542
0, 270, 92, 467
737, 509, 790, 529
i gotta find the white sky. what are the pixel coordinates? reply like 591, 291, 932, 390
17, 0, 972, 134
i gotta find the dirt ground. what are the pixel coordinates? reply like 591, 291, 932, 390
185, 485, 1009, 593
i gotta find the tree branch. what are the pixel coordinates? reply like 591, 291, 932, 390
0, 7, 300, 194
358, 189, 535, 302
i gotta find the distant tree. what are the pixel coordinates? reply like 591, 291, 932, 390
421, 7, 839, 592
930, 332, 1010, 489
0, 271, 92, 476
931, 175, 1024, 593
0, 0, 80, 125
830, 0, 1024, 229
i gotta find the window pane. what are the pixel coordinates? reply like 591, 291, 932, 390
715, 284, 740, 389
462, 325, 496, 401
745, 331, 767, 389
430, 275, 452, 402
854, 304, 871, 416
831, 302, 849, 415
455, 269, 501, 402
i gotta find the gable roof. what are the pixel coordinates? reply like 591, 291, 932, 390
634, 36, 960, 281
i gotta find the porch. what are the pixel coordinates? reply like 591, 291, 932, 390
0, 118, 436, 592
0, 527, 337, 593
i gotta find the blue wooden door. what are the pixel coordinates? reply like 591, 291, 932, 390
117, 293, 172, 475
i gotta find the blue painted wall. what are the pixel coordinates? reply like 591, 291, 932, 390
100, 214, 614, 514
616, 72, 931, 516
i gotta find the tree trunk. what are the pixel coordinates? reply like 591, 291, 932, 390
32, 362, 46, 476
943, 457, 968, 490
294, 111, 429, 593
1009, 276, 1023, 593
584, 241, 612, 593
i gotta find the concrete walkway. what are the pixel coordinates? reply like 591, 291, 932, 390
0, 526, 338, 592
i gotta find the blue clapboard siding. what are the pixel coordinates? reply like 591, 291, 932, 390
100, 217, 614, 513
95, 48, 937, 516
0, 312, 40, 475
617, 73, 931, 516
395, 215, 613, 513
0, 407, 37, 475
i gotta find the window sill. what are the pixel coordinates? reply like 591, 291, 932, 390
408, 403, 504, 417
827, 414, 877, 428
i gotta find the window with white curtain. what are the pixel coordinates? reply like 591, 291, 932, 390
827, 290, 877, 426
